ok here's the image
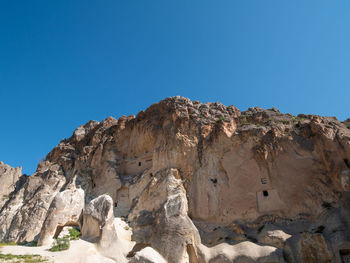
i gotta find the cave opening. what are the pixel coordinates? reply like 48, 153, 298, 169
263, 190, 269, 197
210, 178, 217, 184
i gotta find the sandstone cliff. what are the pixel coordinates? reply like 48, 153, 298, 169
0, 96, 349, 263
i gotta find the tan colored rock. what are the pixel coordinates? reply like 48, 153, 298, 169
130, 168, 201, 263
81, 194, 115, 242
81, 194, 134, 262
0, 97, 349, 262
284, 232, 333, 263
299, 232, 332, 263
0, 161, 21, 209
129, 247, 168, 263
0, 161, 65, 242
196, 241, 285, 263
258, 229, 291, 249
38, 187, 84, 245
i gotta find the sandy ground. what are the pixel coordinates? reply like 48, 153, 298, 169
0, 218, 134, 263
0, 239, 115, 263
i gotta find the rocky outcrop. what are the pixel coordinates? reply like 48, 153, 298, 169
129, 168, 201, 263
258, 228, 291, 249
81, 195, 134, 262
284, 232, 333, 263
196, 241, 284, 263
0, 161, 21, 209
0, 162, 66, 242
38, 187, 84, 245
0, 96, 349, 263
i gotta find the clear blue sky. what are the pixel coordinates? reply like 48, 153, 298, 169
1, 1, 349, 174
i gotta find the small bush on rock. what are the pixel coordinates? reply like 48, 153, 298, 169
49, 237, 70, 252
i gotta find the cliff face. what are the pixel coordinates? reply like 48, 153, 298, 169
0, 96, 349, 263
0, 161, 21, 210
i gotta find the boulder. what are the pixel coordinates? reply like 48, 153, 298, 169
130, 168, 201, 263
81, 195, 134, 262
81, 194, 115, 242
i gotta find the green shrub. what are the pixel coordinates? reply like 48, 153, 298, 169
216, 116, 225, 123
49, 237, 70, 252
0, 241, 17, 247
1, 195, 9, 201
0, 253, 47, 262
67, 228, 80, 240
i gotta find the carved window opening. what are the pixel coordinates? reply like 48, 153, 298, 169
263, 190, 269, 197
114, 202, 118, 207
210, 178, 217, 184
138, 162, 141, 166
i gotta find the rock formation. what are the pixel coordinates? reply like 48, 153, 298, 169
0, 96, 349, 263
0, 161, 21, 209
38, 187, 84, 246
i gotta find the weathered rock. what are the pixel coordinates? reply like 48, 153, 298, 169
0, 161, 65, 242
284, 232, 333, 263
0, 161, 21, 209
130, 168, 201, 263
81, 194, 115, 242
196, 241, 285, 263
258, 229, 291, 249
300, 232, 332, 263
81, 194, 134, 262
0, 97, 349, 262
129, 247, 167, 263
38, 187, 84, 245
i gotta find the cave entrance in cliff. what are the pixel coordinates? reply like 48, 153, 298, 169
340, 249, 350, 263
115, 187, 130, 217
53, 222, 80, 239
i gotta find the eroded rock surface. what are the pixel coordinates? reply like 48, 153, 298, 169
38, 187, 84, 245
0, 96, 349, 263
81, 194, 134, 262
0, 161, 21, 209
129, 247, 167, 263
